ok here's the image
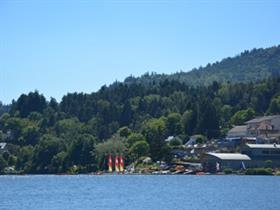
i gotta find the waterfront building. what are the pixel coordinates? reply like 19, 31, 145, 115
241, 143, 280, 167
201, 153, 250, 172
202, 143, 280, 172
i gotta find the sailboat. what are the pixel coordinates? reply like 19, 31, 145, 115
108, 154, 113, 173
107, 154, 124, 174
115, 155, 120, 173
119, 155, 124, 173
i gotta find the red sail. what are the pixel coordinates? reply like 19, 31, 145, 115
115, 155, 120, 172
108, 154, 113, 172
119, 155, 124, 172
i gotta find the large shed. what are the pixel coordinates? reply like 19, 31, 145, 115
201, 153, 251, 172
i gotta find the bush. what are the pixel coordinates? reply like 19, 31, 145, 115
129, 141, 150, 159
196, 135, 206, 144
118, 127, 132, 138
169, 137, 182, 147
265, 160, 272, 168
223, 168, 233, 174
245, 168, 273, 175
0, 155, 7, 173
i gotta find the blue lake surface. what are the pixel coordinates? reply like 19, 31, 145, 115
0, 175, 279, 210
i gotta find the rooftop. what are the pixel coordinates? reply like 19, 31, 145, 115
228, 125, 247, 133
245, 115, 280, 124
206, 152, 251, 161
246, 143, 280, 149
0, 142, 7, 150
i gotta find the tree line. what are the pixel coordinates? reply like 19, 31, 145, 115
124, 45, 280, 87
1, 76, 280, 174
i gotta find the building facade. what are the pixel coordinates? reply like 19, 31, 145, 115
245, 115, 280, 143
241, 144, 280, 168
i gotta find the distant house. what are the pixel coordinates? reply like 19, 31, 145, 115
225, 125, 252, 147
185, 135, 205, 146
245, 115, 280, 142
226, 115, 280, 144
227, 125, 248, 138
0, 142, 7, 154
185, 136, 197, 146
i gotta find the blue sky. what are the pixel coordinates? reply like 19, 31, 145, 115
1, 0, 280, 104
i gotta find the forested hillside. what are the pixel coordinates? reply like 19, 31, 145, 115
123, 45, 280, 86
1, 45, 280, 174
1, 76, 280, 174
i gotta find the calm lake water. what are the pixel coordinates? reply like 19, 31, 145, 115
0, 175, 279, 210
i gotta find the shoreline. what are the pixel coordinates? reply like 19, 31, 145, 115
1, 172, 279, 176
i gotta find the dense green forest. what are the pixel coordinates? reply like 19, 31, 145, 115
123, 45, 280, 86
1, 76, 280, 174
1, 45, 280, 174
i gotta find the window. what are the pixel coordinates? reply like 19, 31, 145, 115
270, 150, 280, 155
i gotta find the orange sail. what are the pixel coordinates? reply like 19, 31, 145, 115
119, 155, 124, 172
115, 155, 120, 172
108, 154, 113, 172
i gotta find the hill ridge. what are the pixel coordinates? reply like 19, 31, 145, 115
122, 45, 280, 87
